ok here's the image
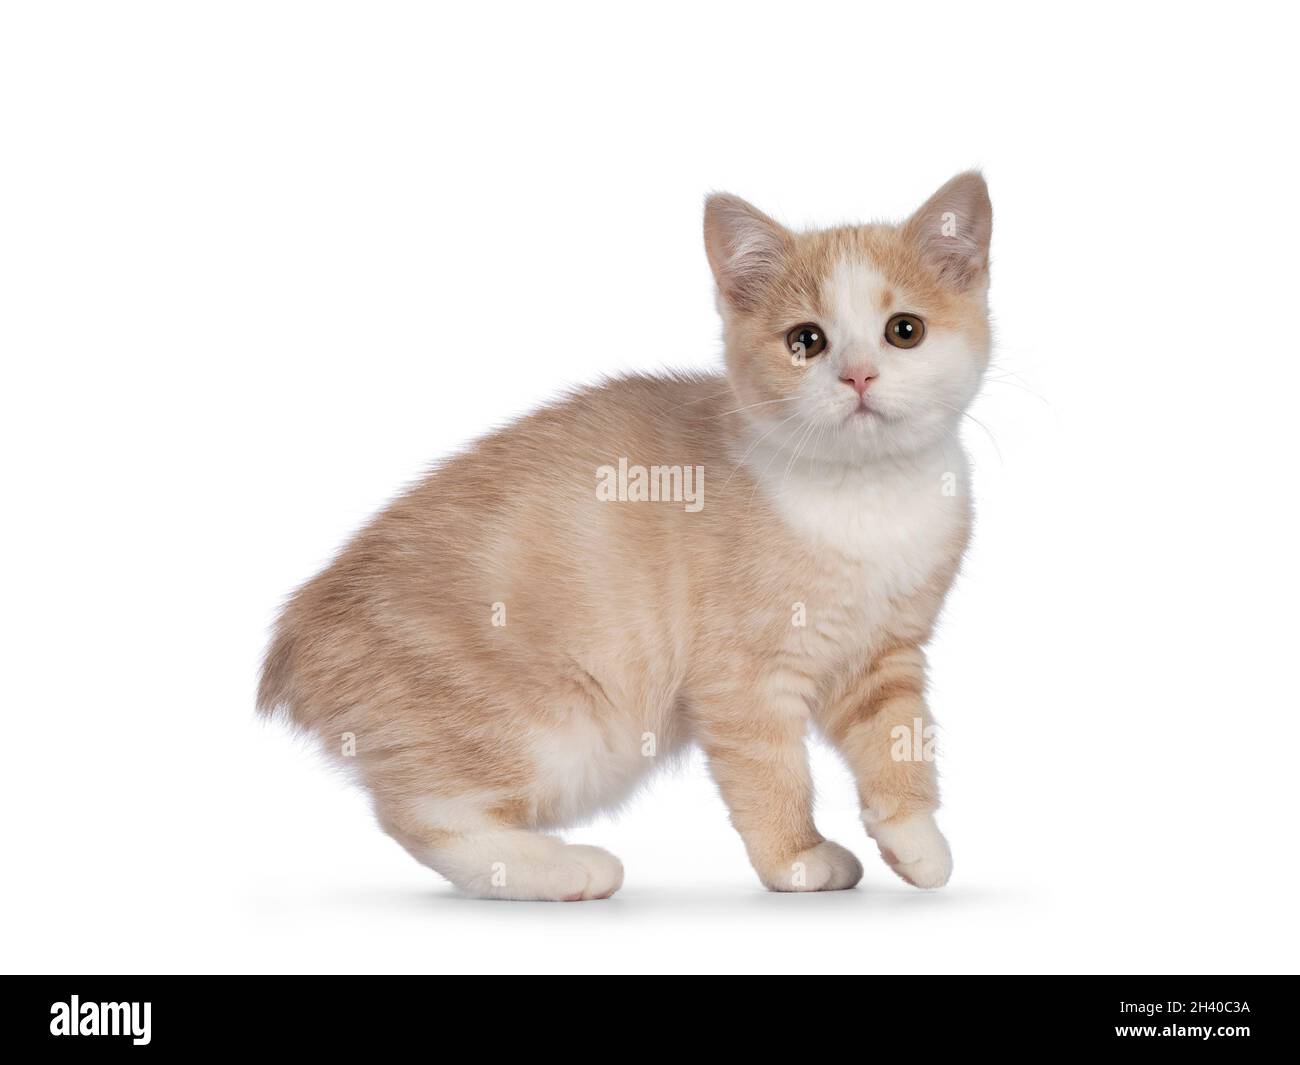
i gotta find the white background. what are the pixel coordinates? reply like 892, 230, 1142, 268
3, 2, 1297, 975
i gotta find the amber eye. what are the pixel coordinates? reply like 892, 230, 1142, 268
786, 323, 828, 360
885, 313, 925, 349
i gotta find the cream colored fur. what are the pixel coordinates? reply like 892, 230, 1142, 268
259, 172, 994, 900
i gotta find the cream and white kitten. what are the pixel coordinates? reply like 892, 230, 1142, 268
260, 172, 993, 900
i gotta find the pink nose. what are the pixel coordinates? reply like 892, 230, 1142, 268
840, 369, 877, 396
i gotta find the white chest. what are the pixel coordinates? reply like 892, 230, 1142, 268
763, 447, 969, 666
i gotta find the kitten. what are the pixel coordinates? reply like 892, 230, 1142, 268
259, 172, 993, 900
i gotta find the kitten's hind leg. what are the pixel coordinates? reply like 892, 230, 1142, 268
378, 804, 624, 902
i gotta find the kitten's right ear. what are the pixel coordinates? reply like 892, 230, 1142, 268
703, 193, 792, 311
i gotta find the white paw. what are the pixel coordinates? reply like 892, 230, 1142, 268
560, 844, 624, 901
767, 840, 863, 892
462, 840, 624, 901
866, 812, 952, 889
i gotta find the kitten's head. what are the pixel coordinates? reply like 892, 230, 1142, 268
704, 172, 992, 464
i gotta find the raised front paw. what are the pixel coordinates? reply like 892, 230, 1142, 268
762, 840, 864, 892
866, 812, 952, 889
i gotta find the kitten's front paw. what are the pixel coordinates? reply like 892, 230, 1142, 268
866, 812, 952, 889
764, 840, 863, 892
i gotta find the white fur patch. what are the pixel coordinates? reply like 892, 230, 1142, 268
526, 714, 651, 828
765, 444, 966, 571
823, 257, 891, 374
743, 441, 967, 696
866, 811, 953, 888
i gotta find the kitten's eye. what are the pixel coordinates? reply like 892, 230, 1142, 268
885, 313, 925, 349
786, 323, 828, 359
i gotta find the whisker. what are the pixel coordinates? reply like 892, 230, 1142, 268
719, 408, 806, 495
782, 416, 821, 487
748, 414, 812, 508
716, 396, 803, 417
959, 410, 1003, 464
981, 376, 1051, 405
984, 362, 1050, 405
913, 395, 1004, 466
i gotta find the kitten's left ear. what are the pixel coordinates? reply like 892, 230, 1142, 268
902, 171, 992, 290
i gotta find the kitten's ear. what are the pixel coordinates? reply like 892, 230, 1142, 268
902, 171, 992, 290
703, 193, 792, 310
